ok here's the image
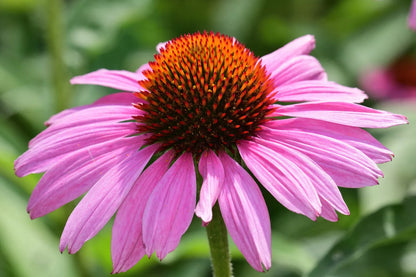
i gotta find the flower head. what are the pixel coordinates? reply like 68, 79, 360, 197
135, 33, 275, 155
15, 32, 407, 273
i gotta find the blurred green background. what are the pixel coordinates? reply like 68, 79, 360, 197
1, 0, 415, 276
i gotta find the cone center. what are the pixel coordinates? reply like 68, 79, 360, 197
135, 32, 275, 155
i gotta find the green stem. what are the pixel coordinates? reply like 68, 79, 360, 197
206, 203, 232, 277
46, 0, 71, 112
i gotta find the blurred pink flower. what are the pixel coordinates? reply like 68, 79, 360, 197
410, 0, 416, 31
15, 32, 407, 273
361, 56, 416, 101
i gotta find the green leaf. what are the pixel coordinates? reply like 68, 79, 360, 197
0, 178, 80, 277
307, 195, 416, 277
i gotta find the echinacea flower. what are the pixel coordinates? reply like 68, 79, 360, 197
410, 0, 416, 31
15, 32, 407, 273
361, 55, 416, 101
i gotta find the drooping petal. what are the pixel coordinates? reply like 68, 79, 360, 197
260, 35, 315, 73
268, 55, 327, 87
142, 152, 196, 260
275, 80, 367, 103
59, 145, 157, 254
28, 136, 147, 219
46, 107, 87, 126
259, 127, 383, 188
254, 137, 349, 216
112, 151, 173, 273
265, 118, 393, 163
92, 92, 139, 105
70, 69, 146, 92
218, 152, 271, 272
319, 198, 340, 222
261, 126, 383, 174
30, 105, 139, 148
195, 150, 225, 225
238, 140, 321, 219
46, 92, 140, 126
272, 101, 408, 128
15, 121, 136, 176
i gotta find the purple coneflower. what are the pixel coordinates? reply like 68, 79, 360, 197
15, 32, 407, 273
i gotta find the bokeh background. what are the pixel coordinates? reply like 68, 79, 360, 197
1, 0, 416, 276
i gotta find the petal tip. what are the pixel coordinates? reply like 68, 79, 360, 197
195, 207, 213, 224
299, 34, 316, 52
59, 244, 66, 254
69, 77, 77, 85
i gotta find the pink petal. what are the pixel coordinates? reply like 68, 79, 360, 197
275, 80, 367, 103
15, 121, 136, 177
409, 0, 416, 31
92, 92, 139, 105
70, 69, 146, 92
260, 35, 315, 73
260, 126, 383, 174
265, 118, 393, 164
112, 151, 173, 273
238, 140, 321, 220
269, 55, 327, 87
156, 41, 168, 53
272, 101, 408, 128
136, 63, 151, 80
142, 152, 196, 260
17, 105, 139, 175
59, 145, 157, 254
195, 149, 225, 225
46, 107, 88, 126
30, 105, 139, 147
218, 152, 271, 272
259, 127, 382, 188
319, 198, 340, 222
28, 136, 146, 219
46, 93, 140, 126
254, 137, 349, 216
319, 164, 378, 188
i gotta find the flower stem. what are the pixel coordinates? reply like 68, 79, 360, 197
206, 203, 232, 277
46, 0, 71, 112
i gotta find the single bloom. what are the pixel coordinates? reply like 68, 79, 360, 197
410, 0, 416, 31
15, 32, 407, 273
360, 55, 416, 101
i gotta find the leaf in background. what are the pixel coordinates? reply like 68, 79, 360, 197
307, 195, 416, 277
0, 178, 79, 277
